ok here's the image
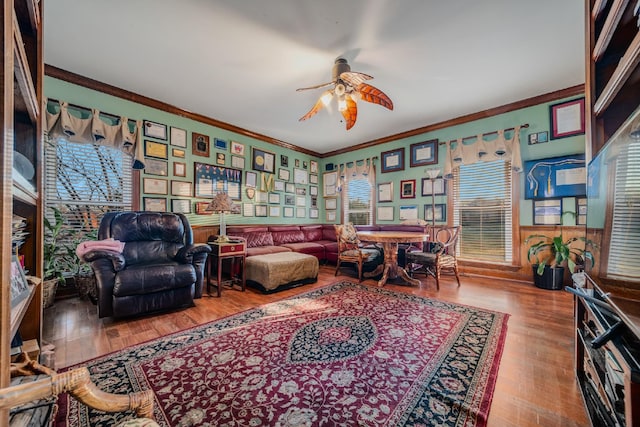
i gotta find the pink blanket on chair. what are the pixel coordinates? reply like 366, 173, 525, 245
76, 238, 125, 260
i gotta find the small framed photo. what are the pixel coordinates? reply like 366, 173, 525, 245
421, 177, 446, 196
296, 196, 306, 207
325, 198, 337, 210
295, 159, 300, 167
172, 148, 185, 158
528, 131, 549, 145
10, 255, 30, 308
274, 180, 285, 192
399, 205, 418, 220
533, 199, 563, 225
144, 158, 168, 176
281, 155, 289, 167
285, 194, 295, 205
400, 179, 416, 198
284, 206, 294, 217
377, 206, 394, 221
255, 205, 268, 217
231, 141, 245, 156
192, 132, 210, 157
171, 199, 191, 214
326, 210, 337, 222
550, 97, 585, 139
425, 204, 447, 222
243, 203, 255, 217
143, 177, 168, 195
278, 168, 290, 181
410, 139, 438, 167
310, 208, 319, 219
171, 180, 192, 197
143, 120, 167, 140
286, 183, 295, 193
378, 182, 393, 202
170, 127, 187, 147
296, 207, 306, 218
296, 187, 306, 196
311, 196, 317, 207
214, 138, 228, 150
309, 174, 318, 184
173, 162, 186, 177
294, 168, 308, 185
252, 147, 276, 173
269, 192, 281, 204
144, 197, 167, 212
195, 201, 212, 215
310, 185, 318, 196
310, 160, 318, 174
381, 148, 405, 173
245, 171, 257, 188
256, 191, 268, 203
323, 171, 338, 196
145, 140, 168, 160
216, 152, 226, 165
577, 197, 587, 225
269, 206, 280, 217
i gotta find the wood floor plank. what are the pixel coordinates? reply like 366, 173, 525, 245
42, 266, 589, 426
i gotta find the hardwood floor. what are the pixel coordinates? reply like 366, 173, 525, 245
43, 266, 589, 426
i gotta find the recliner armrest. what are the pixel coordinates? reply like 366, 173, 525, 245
176, 243, 211, 264
82, 250, 126, 271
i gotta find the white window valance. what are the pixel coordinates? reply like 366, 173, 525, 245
337, 157, 375, 190
44, 99, 144, 169
443, 125, 524, 178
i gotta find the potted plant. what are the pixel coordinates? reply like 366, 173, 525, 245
64, 226, 98, 302
525, 212, 595, 290
43, 207, 70, 307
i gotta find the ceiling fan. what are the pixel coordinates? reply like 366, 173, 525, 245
297, 58, 394, 130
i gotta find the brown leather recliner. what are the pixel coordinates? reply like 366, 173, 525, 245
85, 211, 211, 318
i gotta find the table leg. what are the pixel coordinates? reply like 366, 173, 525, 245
217, 256, 222, 297
377, 242, 421, 287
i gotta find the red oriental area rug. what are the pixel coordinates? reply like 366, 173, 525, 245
56, 281, 509, 427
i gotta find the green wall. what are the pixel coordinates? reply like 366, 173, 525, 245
45, 76, 585, 228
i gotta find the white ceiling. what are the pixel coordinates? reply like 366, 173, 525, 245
44, 0, 585, 155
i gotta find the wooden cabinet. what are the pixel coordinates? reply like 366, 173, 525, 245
1, 0, 44, 423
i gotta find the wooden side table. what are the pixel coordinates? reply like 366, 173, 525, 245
206, 239, 246, 297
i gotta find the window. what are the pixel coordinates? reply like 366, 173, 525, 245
453, 159, 513, 262
607, 140, 640, 279
343, 177, 373, 225
44, 137, 133, 250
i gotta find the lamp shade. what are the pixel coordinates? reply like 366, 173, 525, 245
208, 192, 234, 213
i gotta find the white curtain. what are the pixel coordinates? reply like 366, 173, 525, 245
44, 99, 144, 169
443, 126, 523, 178
337, 157, 375, 190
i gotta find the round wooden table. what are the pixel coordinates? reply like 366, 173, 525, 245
356, 231, 428, 286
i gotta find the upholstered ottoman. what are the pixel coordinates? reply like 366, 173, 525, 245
245, 252, 319, 293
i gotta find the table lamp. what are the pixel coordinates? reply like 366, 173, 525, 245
208, 192, 234, 242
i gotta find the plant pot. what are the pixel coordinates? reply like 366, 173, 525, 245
42, 278, 58, 308
532, 265, 565, 290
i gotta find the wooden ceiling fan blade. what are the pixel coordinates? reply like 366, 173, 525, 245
357, 83, 393, 110
299, 92, 332, 121
340, 71, 373, 87
296, 81, 335, 91
341, 96, 358, 130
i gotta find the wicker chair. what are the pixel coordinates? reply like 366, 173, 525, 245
334, 224, 381, 282
406, 225, 461, 290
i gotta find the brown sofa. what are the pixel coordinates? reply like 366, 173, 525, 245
225, 223, 429, 265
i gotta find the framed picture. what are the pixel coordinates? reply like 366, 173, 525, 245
274, 180, 285, 192
286, 183, 295, 194
294, 168, 308, 184
214, 138, 228, 150
143, 177, 168, 195
283, 206, 294, 217
243, 203, 255, 217
216, 152, 226, 165
278, 168, 290, 181
550, 97, 585, 139
171, 180, 192, 197
296, 207, 306, 218
269, 206, 280, 217
425, 204, 447, 222
310, 185, 318, 196
171, 199, 191, 214
309, 174, 318, 184
323, 171, 338, 196
310, 160, 318, 174
400, 179, 416, 198
170, 127, 187, 147
577, 197, 587, 225
285, 194, 295, 205
528, 131, 549, 145
533, 199, 563, 225
194, 162, 242, 199
10, 255, 30, 308
195, 201, 212, 215
399, 205, 418, 220
230, 141, 245, 156
381, 147, 405, 173
311, 196, 317, 207
410, 139, 438, 167
173, 162, 186, 177
192, 132, 210, 157
252, 147, 275, 173
255, 205, 268, 217
523, 154, 586, 199
326, 210, 337, 222
295, 159, 300, 167
281, 155, 288, 167
310, 208, 319, 219
377, 182, 393, 202
144, 158, 168, 176
143, 197, 167, 212
172, 148, 185, 158
295, 187, 306, 196
143, 120, 167, 140
296, 196, 306, 207
144, 140, 168, 159
245, 171, 257, 188
421, 177, 446, 196
255, 191, 267, 203
325, 198, 337, 210
269, 192, 281, 204
377, 206, 394, 221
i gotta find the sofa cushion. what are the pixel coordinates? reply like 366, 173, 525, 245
269, 226, 305, 245
280, 242, 325, 257
322, 225, 337, 240
244, 231, 275, 248
301, 225, 323, 242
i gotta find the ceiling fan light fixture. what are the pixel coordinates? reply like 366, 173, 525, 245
320, 90, 333, 106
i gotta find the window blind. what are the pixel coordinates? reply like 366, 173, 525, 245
607, 140, 640, 280
453, 159, 513, 262
343, 178, 373, 225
